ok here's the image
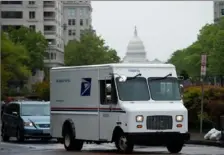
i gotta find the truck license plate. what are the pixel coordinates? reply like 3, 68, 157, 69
43, 129, 50, 134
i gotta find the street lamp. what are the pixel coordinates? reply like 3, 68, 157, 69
48, 42, 52, 68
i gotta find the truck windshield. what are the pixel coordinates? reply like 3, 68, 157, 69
21, 104, 50, 116
116, 77, 150, 101
148, 77, 181, 101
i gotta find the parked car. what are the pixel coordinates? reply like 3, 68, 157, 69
1, 101, 51, 142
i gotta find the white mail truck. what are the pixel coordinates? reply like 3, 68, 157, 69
50, 63, 190, 154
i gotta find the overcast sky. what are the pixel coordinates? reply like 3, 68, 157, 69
91, 1, 214, 62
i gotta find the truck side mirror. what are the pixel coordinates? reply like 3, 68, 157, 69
180, 84, 184, 96
118, 75, 127, 82
106, 95, 111, 101
106, 84, 111, 93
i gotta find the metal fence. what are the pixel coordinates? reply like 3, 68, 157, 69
180, 76, 224, 87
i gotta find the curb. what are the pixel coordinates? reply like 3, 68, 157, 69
186, 140, 224, 147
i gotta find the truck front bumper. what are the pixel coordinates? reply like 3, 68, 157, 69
126, 132, 190, 146
23, 129, 52, 139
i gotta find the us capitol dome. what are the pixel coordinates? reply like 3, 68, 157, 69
122, 26, 163, 64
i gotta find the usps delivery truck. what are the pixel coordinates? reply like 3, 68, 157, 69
50, 63, 190, 153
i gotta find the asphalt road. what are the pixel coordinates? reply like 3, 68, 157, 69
1, 140, 224, 155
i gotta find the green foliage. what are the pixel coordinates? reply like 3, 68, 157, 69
32, 81, 50, 101
180, 70, 189, 80
1, 32, 31, 97
168, 17, 224, 77
7, 26, 48, 71
183, 86, 224, 129
65, 29, 120, 66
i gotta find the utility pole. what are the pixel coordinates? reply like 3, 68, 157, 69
48, 42, 52, 74
200, 54, 207, 134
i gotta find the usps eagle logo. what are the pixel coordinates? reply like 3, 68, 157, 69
80, 78, 92, 96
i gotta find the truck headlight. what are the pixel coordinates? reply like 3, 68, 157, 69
176, 115, 183, 122
136, 115, 144, 122
24, 122, 33, 127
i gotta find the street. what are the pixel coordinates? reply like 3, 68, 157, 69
1, 140, 224, 155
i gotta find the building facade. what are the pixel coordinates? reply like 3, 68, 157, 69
63, 1, 92, 44
0, 1, 93, 67
214, 1, 224, 22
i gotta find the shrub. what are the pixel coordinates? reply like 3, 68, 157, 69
32, 81, 50, 101
183, 85, 224, 130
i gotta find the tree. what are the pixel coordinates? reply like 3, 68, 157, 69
207, 30, 224, 76
168, 17, 224, 78
65, 29, 120, 66
1, 32, 31, 97
32, 81, 50, 101
179, 70, 189, 80
7, 26, 48, 73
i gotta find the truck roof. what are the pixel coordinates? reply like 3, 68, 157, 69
51, 63, 175, 70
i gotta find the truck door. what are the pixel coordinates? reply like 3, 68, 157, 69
99, 77, 118, 141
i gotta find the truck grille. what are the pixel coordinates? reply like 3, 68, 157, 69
146, 115, 172, 130
38, 124, 50, 128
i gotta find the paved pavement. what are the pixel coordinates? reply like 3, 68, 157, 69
1, 141, 224, 155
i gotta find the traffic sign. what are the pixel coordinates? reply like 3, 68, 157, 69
201, 54, 207, 66
201, 54, 207, 76
201, 65, 206, 76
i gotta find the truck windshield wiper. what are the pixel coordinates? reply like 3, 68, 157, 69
127, 73, 142, 81
149, 73, 172, 81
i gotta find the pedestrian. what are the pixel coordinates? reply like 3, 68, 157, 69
1, 101, 5, 120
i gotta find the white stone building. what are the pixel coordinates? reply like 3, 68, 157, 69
0, 1, 64, 68
63, 1, 92, 44
122, 27, 163, 64
214, 1, 224, 22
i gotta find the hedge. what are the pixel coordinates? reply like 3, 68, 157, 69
183, 85, 224, 130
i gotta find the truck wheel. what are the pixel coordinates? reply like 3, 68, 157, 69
115, 132, 134, 154
166, 142, 183, 153
63, 130, 83, 151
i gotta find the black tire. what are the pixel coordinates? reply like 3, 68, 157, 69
1, 125, 10, 142
115, 132, 134, 154
63, 128, 83, 151
166, 142, 183, 153
16, 128, 24, 142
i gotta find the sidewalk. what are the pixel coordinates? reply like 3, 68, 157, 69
186, 132, 224, 147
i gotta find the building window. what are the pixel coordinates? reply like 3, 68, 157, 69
29, 25, 36, 31
29, 11, 35, 19
68, 29, 75, 36
68, 19, 75, 25
80, 19, 83, 26
50, 53, 56, 60
86, 19, 88, 26
79, 8, 85, 17
68, 8, 75, 17
72, 19, 75, 25
1, 11, 23, 18
1, 1, 22, 4
72, 30, 76, 36
28, 1, 35, 5
68, 30, 72, 36
221, 9, 224, 15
